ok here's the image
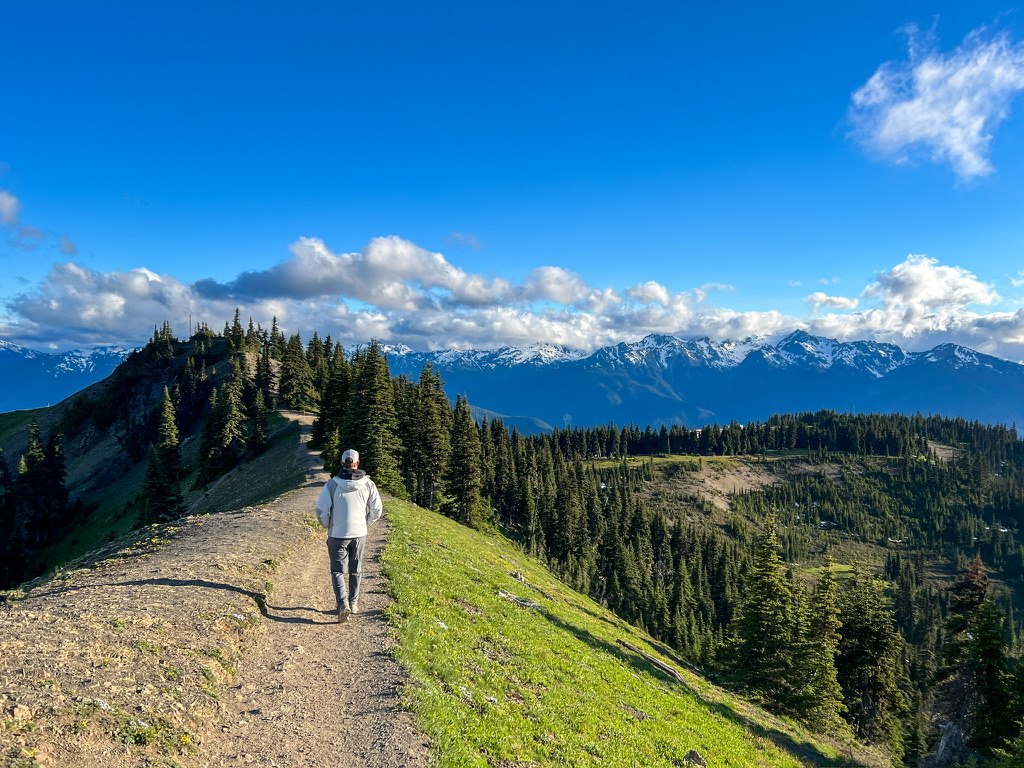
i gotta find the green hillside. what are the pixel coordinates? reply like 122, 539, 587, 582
382, 497, 887, 768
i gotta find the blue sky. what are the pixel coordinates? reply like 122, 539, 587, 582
4, 1, 1024, 358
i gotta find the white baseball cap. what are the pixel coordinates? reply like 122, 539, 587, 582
341, 449, 359, 463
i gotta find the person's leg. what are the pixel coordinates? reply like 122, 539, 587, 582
347, 536, 367, 611
326, 537, 351, 621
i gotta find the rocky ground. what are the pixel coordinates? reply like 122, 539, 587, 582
0, 414, 431, 768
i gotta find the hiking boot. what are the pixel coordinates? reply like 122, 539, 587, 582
349, 600, 360, 615
337, 602, 350, 623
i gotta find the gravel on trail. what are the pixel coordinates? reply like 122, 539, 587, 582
0, 413, 432, 768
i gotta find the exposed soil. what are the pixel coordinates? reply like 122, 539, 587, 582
0, 414, 431, 768
674, 460, 780, 512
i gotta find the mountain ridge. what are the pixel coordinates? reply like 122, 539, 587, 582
4, 330, 1023, 429
382, 330, 1024, 430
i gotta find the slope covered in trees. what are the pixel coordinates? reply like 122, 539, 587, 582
6, 316, 1024, 766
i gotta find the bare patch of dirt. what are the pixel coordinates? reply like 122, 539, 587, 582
0, 413, 430, 768
667, 460, 780, 512
928, 440, 962, 462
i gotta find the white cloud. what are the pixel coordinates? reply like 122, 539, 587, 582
807, 292, 859, 310
0, 190, 19, 224
518, 266, 591, 305
861, 253, 997, 313
849, 25, 1024, 180
626, 281, 671, 306
7, 241, 1024, 362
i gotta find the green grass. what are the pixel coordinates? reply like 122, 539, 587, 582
382, 499, 887, 768
0, 407, 50, 445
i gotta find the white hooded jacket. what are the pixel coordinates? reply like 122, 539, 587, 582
315, 469, 383, 538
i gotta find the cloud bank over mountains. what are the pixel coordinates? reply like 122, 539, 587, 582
3, 235, 1023, 362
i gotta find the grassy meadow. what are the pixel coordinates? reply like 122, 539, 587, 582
381, 498, 889, 768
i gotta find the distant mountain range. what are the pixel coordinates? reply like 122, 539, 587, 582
383, 330, 1024, 431
0, 340, 133, 413
3, 330, 1024, 432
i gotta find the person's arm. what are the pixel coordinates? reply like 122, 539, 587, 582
365, 480, 383, 526
315, 480, 335, 529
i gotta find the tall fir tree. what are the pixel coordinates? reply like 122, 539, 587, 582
405, 364, 452, 510
141, 387, 185, 525
792, 558, 848, 731
443, 394, 488, 527
311, 343, 350, 452
727, 515, 799, 705
837, 576, 909, 761
278, 333, 318, 411
341, 340, 403, 494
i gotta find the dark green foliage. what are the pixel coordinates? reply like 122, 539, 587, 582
442, 395, 487, 527
403, 364, 452, 510
836, 576, 909, 760
341, 341, 403, 495
0, 421, 72, 587
278, 333, 318, 411
310, 342, 349, 454
194, 360, 248, 487
141, 388, 185, 524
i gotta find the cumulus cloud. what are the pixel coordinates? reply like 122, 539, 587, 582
0, 190, 19, 224
626, 280, 671, 306
7, 240, 1024, 362
861, 253, 997, 313
196, 235, 511, 310
807, 292, 859, 310
849, 24, 1024, 180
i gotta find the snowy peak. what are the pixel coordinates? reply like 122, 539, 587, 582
0, 339, 41, 364
770, 331, 908, 378
384, 342, 586, 372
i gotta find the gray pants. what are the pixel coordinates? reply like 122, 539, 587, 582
327, 536, 367, 607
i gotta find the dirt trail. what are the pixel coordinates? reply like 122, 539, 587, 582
0, 413, 431, 768
200, 414, 430, 768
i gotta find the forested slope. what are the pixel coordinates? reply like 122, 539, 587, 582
4, 315, 1024, 766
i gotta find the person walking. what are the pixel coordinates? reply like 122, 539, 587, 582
315, 449, 383, 623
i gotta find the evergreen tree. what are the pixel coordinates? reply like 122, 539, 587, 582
406, 364, 452, 510
311, 343, 350, 450
0, 451, 20, 587
269, 315, 287, 359
728, 515, 798, 704
247, 389, 270, 457
141, 387, 185, 524
793, 558, 848, 731
228, 308, 245, 352
443, 394, 487, 527
837, 576, 909, 761
342, 340, 403, 494
968, 600, 1016, 754
278, 333, 318, 411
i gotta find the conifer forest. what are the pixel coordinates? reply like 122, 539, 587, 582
4, 314, 1024, 766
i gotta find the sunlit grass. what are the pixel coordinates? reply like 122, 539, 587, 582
382, 498, 885, 768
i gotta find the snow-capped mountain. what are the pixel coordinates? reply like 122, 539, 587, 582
385, 330, 1024, 431
0, 342, 134, 412
382, 342, 588, 372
